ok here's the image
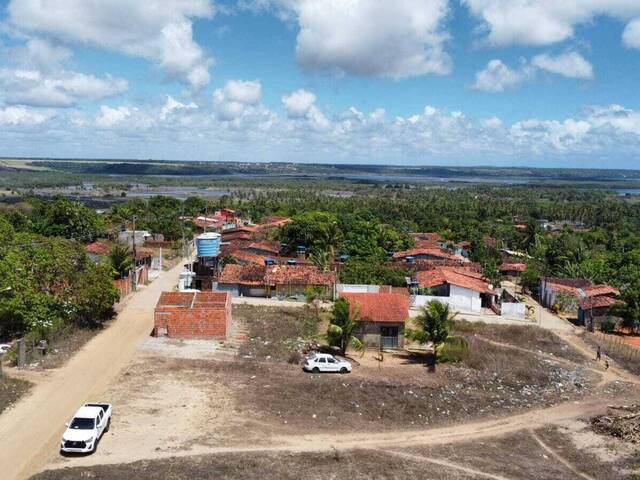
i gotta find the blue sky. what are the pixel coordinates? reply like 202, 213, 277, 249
1, 1, 640, 168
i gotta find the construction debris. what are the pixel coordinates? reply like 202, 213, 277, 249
591, 404, 640, 443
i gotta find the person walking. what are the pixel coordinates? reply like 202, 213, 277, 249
596, 345, 602, 361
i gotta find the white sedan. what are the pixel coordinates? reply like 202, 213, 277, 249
303, 353, 352, 374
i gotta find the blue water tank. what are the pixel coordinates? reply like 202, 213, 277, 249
386, 250, 395, 257
339, 254, 349, 263
287, 259, 297, 265
196, 232, 221, 257
405, 256, 415, 264
264, 258, 275, 266
297, 245, 306, 253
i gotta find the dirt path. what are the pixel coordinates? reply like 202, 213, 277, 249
529, 430, 597, 480
0, 261, 185, 480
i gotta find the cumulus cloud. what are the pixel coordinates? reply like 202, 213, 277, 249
281, 89, 316, 118
252, 0, 451, 78
472, 52, 593, 92
463, 1, 640, 48
213, 80, 262, 120
471, 59, 533, 92
0, 69, 128, 108
7, 0, 214, 89
531, 52, 593, 79
0, 106, 52, 125
160, 95, 197, 121
95, 105, 134, 128
0, 37, 129, 108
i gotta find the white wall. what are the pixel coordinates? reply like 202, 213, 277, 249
335, 284, 382, 294
501, 302, 526, 319
411, 285, 482, 313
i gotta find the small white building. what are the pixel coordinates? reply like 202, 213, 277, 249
412, 267, 496, 313
118, 230, 152, 247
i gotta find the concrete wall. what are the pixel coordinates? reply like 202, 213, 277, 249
411, 285, 482, 313
501, 302, 526, 319
335, 284, 383, 294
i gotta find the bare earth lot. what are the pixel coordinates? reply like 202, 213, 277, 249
22, 307, 640, 479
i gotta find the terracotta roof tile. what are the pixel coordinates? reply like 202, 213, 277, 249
416, 267, 495, 294
218, 264, 266, 285
230, 250, 267, 265
340, 292, 409, 323
578, 296, 623, 309
583, 285, 620, 297
86, 241, 110, 255
264, 265, 336, 287
499, 262, 526, 272
393, 247, 462, 261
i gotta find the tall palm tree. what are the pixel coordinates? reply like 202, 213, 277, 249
405, 300, 457, 371
327, 298, 363, 356
309, 248, 330, 272
108, 245, 133, 279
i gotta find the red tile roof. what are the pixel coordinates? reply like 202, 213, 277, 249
340, 292, 409, 323
230, 250, 266, 265
578, 296, 623, 309
86, 241, 110, 255
218, 264, 266, 285
393, 247, 462, 261
243, 240, 281, 255
258, 216, 292, 229
499, 262, 526, 273
416, 267, 495, 294
264, 265, 336, 286
583, 285, 620, 298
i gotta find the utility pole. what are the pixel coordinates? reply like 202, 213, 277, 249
132, 215, 138, 292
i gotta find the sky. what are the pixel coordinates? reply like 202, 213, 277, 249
1, 1, 640, 168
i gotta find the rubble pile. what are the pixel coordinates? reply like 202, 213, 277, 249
592, 405, 640, 443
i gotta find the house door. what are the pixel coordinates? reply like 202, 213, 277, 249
380, 326, 399, 349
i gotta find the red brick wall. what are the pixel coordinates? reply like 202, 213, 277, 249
113, 278, 132, 300
154, 292, 232, 340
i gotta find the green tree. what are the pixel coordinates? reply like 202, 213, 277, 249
31, 197, 103, 242
327, 298, 363, 356
405, 300, 457, 371
71, 263, 119, 327
108, 245, 133, 279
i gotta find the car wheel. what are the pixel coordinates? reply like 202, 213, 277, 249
340, 367, 348, 374
312, 367, 320, 373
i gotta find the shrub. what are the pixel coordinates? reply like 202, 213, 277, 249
600, 318, 616, 334
439, 336, 470, 363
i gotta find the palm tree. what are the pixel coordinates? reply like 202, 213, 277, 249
108, 245, 133, 279
327, 298, 363, 356
405, 300, 457, 371
316, 222, 343, 259
309, 248, 330, 272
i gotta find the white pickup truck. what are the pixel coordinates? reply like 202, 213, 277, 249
60, 403, 112, 453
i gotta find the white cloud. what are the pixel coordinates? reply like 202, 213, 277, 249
255, 0, 451, 78
213, 80, 263, 120
281, 89, 316, 118
463, 1, 640, 48
623, 18, 640, 48
0, 68, 128, 108
0, 106, 52, 125
95, 105, 134, 128
160, 95, 197, 120
472, 52, 593, 92
531, 52, 593, 79
471, 59, 532, 92
8, 0, 214, 89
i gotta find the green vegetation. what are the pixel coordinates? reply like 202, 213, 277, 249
327, 298, 363, 356
405, 300, 460, 370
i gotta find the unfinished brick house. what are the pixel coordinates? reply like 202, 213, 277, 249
153, 291, 232, 340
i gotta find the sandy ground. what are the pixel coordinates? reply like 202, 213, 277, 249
0, 260, 186, 480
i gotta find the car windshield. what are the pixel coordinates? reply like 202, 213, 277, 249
69, 417, 95, 429
307, 354, 317, 361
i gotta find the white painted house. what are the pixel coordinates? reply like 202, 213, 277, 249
412, 267, 496, 313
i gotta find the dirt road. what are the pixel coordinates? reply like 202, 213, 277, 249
0, 261, 185, 480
